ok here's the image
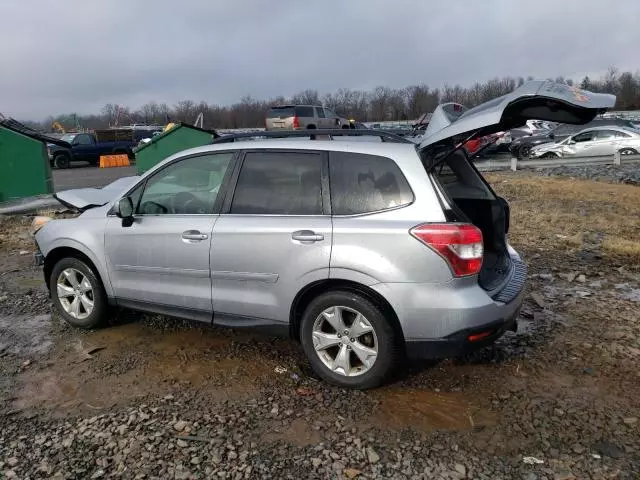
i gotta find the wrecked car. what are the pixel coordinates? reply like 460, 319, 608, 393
34, 81, 615, 388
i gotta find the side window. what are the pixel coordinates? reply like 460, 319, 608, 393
615, 131, 632, 138
231, 152, 322, 215
324, 109, 337, 118
329, 152, 414, 215
75, 134, 93, 145
315, 107, 326, 118
137, 153, 233, 215
294, 106, 315, 117
595, 130, 617, 140
573, 131, 594, 143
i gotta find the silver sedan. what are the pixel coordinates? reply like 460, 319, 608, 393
530, 126, 640, 158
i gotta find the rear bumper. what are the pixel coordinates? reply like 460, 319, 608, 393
372, 255, 527, 360
405, 312, 519, 360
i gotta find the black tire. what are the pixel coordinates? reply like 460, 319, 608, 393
306, 125, 317, 129
53, 153, 71, 169
518, 144, 532, 159
300, 290, 401, 389
541, 152, 559, 159
50, 257, 108, 329
619, 148, 638, 156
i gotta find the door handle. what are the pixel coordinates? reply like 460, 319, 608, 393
182, 230, 208, 241
292, 230, 324, 242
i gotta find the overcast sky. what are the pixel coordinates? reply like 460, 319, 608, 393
1, 0, 638, 120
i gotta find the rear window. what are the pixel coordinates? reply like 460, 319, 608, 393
267, 107, 295, 119
231, 151, 322, 215
294, 106, 315, 117
329, 152, 413, 215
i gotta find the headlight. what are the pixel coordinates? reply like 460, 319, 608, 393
31, 216, 53, 234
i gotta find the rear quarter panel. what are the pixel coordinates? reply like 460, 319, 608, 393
330, 149, 453, 285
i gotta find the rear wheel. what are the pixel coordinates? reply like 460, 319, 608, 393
619, 148, 638, 156
53, 154, 71, 169
300, 290, 400, 389
50, 257, 108, 329
541, 152, 559, 159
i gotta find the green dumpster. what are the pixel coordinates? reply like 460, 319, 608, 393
134, 123, 217, 174
0, 122, 53, 203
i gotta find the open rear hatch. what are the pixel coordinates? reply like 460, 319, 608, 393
418, 81, 615, 293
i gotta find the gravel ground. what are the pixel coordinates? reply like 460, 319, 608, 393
533, 163, 640, 185
1, 176, 640, 479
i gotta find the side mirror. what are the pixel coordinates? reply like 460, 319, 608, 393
568, 139, 576, 145
115, 197, 134, 227
548, 133, 555, 139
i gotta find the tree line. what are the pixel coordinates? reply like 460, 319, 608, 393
36, 67, 640, 132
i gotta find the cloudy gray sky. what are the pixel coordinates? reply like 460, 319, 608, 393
1, 0, 638, 120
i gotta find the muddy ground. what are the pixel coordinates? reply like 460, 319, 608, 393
0, 172, 639, 479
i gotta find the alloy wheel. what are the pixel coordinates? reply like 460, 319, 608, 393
312, 306, 378, 377
56, 268, 94, 320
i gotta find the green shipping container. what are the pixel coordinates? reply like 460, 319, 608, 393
0, 125, 53, 203
134, 123, 216, 174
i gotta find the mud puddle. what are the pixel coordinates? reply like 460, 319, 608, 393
10, 320, 281, 415
372, 388, 496, 431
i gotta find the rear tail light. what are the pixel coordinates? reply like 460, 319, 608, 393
292, 116, 300, 129
410, 223, 483, 277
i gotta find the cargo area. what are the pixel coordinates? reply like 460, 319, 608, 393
430, 150, 511, 291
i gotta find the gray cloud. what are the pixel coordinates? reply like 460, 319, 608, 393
1, 0, 638, 120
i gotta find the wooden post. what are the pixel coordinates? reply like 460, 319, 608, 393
511, 157, 517, 171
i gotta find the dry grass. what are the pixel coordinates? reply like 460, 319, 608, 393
486, 172, 640, 263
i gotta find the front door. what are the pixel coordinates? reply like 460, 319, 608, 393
210, 150, 331, 327
71, 133, 96, 162
105, 152, 235, 321
564, 130, 596, 157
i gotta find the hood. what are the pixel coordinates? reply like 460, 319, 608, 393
54, 176, 140, 211
419, 81, 615, 160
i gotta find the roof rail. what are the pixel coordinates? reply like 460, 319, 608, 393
210, 129, 414, 144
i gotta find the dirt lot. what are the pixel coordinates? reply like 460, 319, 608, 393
1, 172, 639, 479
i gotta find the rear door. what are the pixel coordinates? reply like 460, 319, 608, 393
104, 152, 235, 321
210, 149, 331, 328
590, 129, 622, 156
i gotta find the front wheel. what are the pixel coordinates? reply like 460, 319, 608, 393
300, 290, 401, 389
53, 154, 71, 169
50, 257, 108, 329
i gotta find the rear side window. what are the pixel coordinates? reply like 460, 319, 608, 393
329, 152, 413, 215
231, 152, 322, 215
432, 151, 494, 200
267, 107, 294, 119
295, 106, 315, 117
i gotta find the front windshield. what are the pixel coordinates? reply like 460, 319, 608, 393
60, 134, 77, 143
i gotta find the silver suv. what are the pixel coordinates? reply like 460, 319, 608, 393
265, 105, 351, 131
35, 82, 615, 388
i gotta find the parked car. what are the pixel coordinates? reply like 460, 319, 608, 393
265, 105, 351, 130
47, 129, 156, 169
509, 118, 638, 159
529, 126, 640, 158
35, 81, 614, 389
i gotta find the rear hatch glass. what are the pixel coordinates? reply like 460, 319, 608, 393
267, 107, 295, 119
